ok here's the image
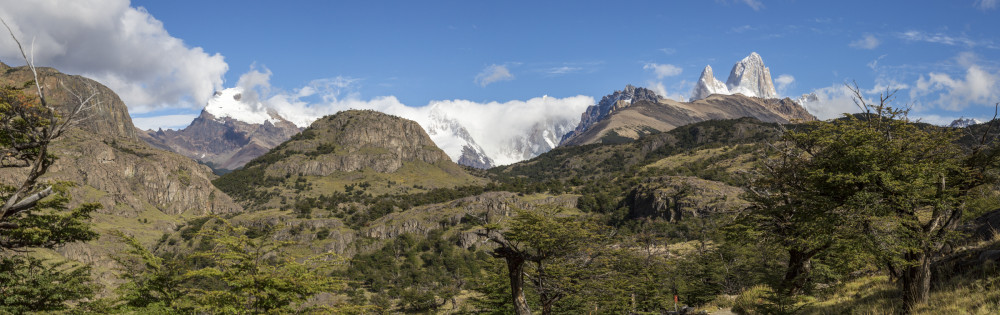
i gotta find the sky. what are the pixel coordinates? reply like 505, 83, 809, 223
1, 0, 999, 130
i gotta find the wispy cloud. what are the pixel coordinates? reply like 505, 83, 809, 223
867, 54, 888, 70
659, 48, 677, 55
899, 31, 997, 49
775, 74, 795, 94
543, 66, 583, 76
730, 25, 755, 33
850, 34, 881, 49
643, 63, 683, 79
976, 0, 998, 10
474, 64, 514, 87
739, 0, 764, 11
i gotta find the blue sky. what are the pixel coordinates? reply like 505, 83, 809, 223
2, 0, 999, 128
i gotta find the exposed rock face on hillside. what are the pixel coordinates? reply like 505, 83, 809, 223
561, 93, 816, 146
1, 63, 242, 292
1, 62, 138, 141
363, 192, 579, 248
624, 176, 746, 221
560, 85, 660, 145
262, 110, 452, 176
690, 52, 778, 101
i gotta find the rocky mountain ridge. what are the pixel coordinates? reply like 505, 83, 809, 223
140, 88, 303, 171
560, 85, 661, 145
560, 91, 815, 146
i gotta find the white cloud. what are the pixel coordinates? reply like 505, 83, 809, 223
910, 64, 999, 111
775, 74, 795, 94
131, 114, 199, 130
645, 81, 687, 102
544, 66, 582, 76
0, 0, 228, 113
867, 54, 888, 70
898, 31, 996, 49
643, 63, 683, 79
800, 84, 863, 120
237, 71, 592, 165
850, 34, 881, 49
739, 0, 764, 11
976, 0, 998, 10
474, 64, 514, 87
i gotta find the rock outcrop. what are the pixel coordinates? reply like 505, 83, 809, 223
362, 192, 578, 248
1, 62, 138, 141
624, 176, 747, 221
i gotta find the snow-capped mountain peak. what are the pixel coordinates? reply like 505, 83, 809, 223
690, 65, 729, 101
726, 52, 777, 99
690, 52, 778, 101
949, 118, 982, 128
203, 87, 281, 125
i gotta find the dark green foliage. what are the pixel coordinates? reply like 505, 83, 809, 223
345, 230, 489, 312
0, 256, 98, 314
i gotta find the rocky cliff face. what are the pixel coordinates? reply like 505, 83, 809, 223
726, 52, 777, 99
690, 52, 778, 101
624, 176, 747, 221
1, 62, 138, 141
363, 192, 578, 248
560, 85, 661, 145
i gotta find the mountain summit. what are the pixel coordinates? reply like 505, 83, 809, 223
141, 87, 302, 171
690, 52, 778, 101
560, 85, 660, 145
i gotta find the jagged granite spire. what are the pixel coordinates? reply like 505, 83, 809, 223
690, 52, 779, 101
726, 52, 777, 99
690, 65, 729, 101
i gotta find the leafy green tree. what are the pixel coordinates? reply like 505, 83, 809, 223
739, 85, 990, 309
182, 218, 349, 314
476, 206, 601, 315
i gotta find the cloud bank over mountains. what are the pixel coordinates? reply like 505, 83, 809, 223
221, 70, 593, 165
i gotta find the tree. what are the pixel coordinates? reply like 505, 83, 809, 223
740, 84, 987, 309
181, 218, 349, 314
476, 206, 600, 315
0, 19, 102, 312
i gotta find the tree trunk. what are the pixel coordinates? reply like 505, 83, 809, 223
504, 255, 532, 315
781, 249, 813, 296
901, 251, 931, 310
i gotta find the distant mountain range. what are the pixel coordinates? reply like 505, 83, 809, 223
140, 52, 810, 170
